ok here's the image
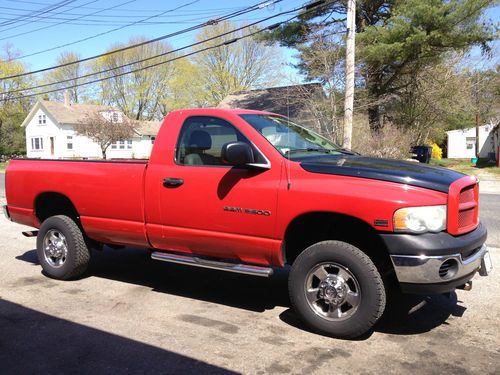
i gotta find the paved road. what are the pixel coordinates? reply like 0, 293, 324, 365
481, 194, 500, 248
0, 190, 498, 373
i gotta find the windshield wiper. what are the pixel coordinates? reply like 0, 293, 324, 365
285, 148, 332, 154
338, 148, 360, 155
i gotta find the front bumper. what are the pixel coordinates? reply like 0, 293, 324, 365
381, 223, 489, 294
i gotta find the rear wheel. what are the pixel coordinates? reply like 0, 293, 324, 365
36, 215, 90, 280
289, 240, 386, 339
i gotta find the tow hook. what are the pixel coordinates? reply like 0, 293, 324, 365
457, 281, 473, 291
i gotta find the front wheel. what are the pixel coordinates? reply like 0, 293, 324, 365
289, 240, 386, 339
36, 215, 91, 280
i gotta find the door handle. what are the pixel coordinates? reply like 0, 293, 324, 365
163, 177, 184, 188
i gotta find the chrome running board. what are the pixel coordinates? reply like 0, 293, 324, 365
22, 230, 38, 237
151, 251, 273, 277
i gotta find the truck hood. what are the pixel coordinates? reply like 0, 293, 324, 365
300, 155, 466, 193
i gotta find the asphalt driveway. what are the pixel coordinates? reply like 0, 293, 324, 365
0, 194, 499, 374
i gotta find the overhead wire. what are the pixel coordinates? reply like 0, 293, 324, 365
0, 5, 245, 19
0, 0, 99, 33
6, 1, 214, 62
0, 1, 331, 101
0, 0, 139, 42
4, 10, 295, 95
4, 1, 239, 14
0, 0, 77, 28
1, 0, 284, 78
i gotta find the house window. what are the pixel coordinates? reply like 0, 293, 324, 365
67, 135, 73, 150
38, 115, 46, 125
466, 137, 476, 150
112, 112, 119, 122
31, 137, 44, 150
151, 136, 156, 144
42, 114, 46, 124
110, 139, 132, 150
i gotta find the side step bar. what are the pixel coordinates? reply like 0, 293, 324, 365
22, 230, 38, 237
151, 251, 273, 277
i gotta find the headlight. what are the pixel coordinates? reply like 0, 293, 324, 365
393, 205, 447, 233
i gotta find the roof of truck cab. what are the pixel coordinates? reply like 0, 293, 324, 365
168, 108, 279, 116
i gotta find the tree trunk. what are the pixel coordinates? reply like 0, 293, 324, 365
101, 148, 107, 160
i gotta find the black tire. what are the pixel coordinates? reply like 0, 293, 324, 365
289, 240, 386, 339
36, 215, 90, 280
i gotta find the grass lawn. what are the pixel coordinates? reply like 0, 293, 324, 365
0, 162, 7, 173
431, 158, 500, 176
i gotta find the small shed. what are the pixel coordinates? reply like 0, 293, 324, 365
446, 123, 499, 159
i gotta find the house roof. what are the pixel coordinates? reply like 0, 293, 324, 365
218, 83, 325, 119
21, 99, 162, 137
135, 120, 162, 136
446, 124, 497, 134
40, 100, 116, 124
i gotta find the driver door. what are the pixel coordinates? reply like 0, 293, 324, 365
151, 115, 282, 266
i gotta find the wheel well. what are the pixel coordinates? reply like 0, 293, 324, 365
35, 193, 79, 225
283, 212, 392, 273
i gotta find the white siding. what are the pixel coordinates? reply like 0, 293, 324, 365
25, 108, 60, 158
447, 125, 496, 159
134, 136, 155, 159
24, 104, 157, 159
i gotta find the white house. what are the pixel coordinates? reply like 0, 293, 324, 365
22, 95, 161, 159
446, 123, 499, 159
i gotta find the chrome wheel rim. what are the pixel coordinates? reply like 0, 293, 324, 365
304, 262, 361, 321
43, 229, 68, 268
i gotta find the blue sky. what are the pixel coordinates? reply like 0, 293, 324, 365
1, 0, 498, 78
0, 0, 304, 75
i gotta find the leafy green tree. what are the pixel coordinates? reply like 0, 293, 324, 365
43, 51, 87, 103
159, 59, 205, 115
92, 37, 176, 120
74, 112, 136, 159
193, 20, 284, 106
0, 45, 31, 155
264, 0, 497, 133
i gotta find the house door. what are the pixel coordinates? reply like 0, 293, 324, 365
50, 137, 55, 156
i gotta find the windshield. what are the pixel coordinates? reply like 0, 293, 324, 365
240, 114, 343, 158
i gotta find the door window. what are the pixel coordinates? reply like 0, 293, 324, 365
176, 116, 251, 166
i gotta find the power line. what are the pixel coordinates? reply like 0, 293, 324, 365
0, 0, 284, 80
1, 1, 330, 101
7, 1, 206, 61
5, 1, 239, 14
0, 0, 138, 42
0, 0, 76, 28
0, 5, 245, 19
0, 16, 237, 27
4, 9, 297, 95
0, 0, 97, 32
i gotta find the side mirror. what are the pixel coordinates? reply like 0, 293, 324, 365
221, 142, 254, 166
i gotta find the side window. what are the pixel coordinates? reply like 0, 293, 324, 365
176, 116, 250, 166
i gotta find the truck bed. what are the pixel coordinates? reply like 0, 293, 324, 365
6, 158, 149, 247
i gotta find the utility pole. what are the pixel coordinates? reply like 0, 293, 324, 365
474, 74, 480, 158
342, 0, 356, 150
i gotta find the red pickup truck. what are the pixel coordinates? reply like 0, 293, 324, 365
4, 108, 492, 338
